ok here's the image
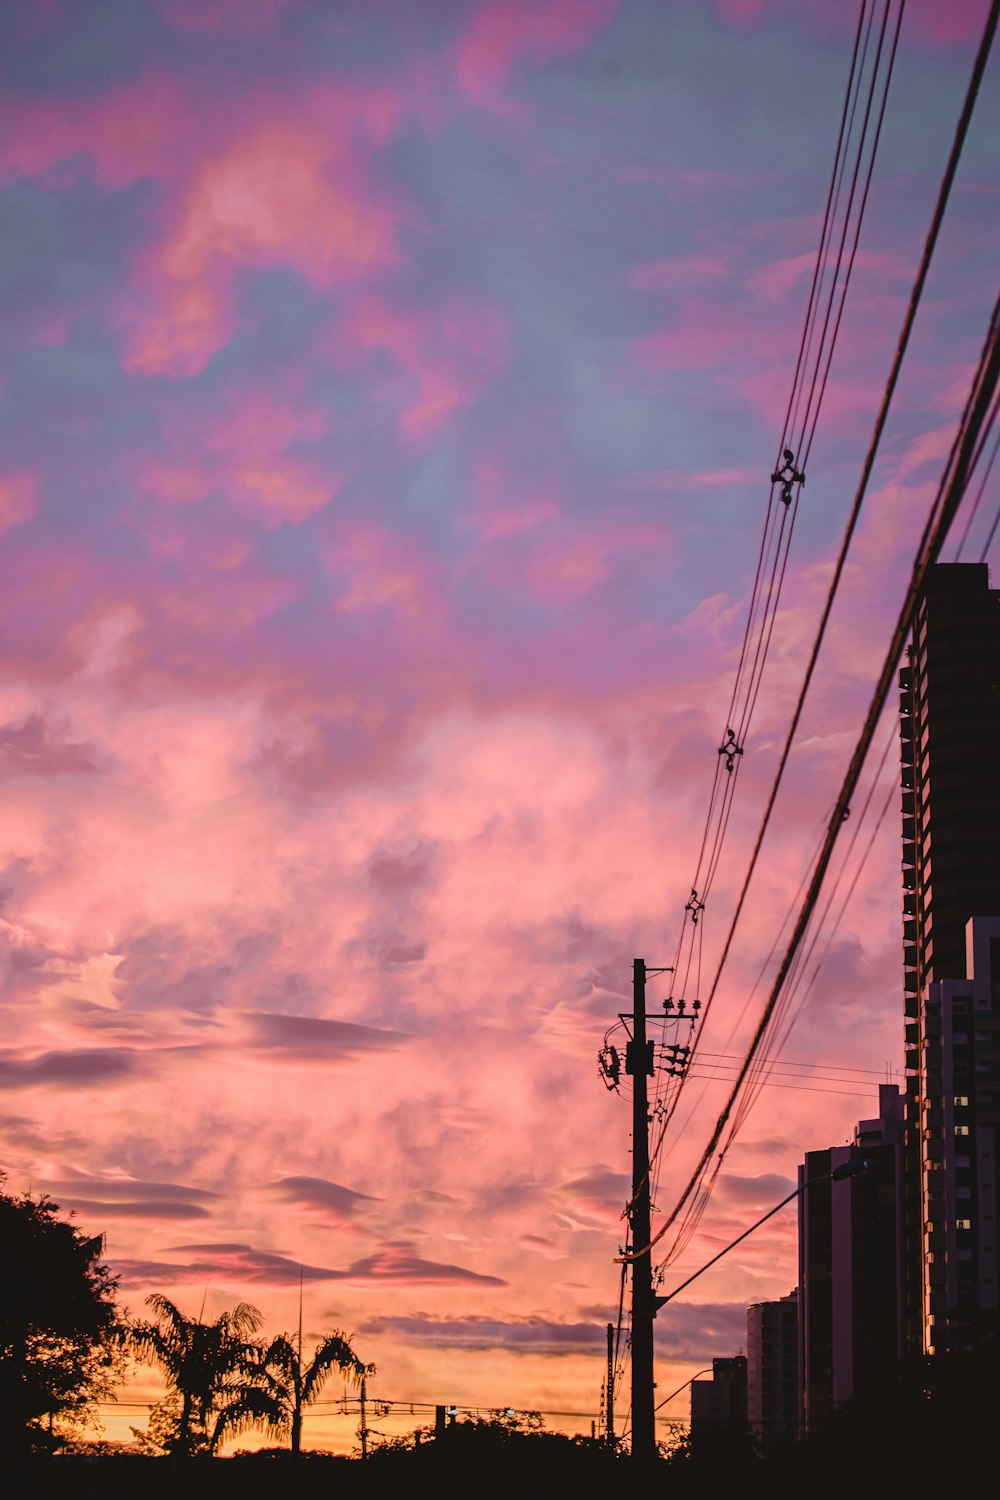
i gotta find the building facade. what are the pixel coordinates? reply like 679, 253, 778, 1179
908, 917, 1000, 1352
689, 1355, 747, 1444
899, 563, 1000, 1352
747, 1289, 798, 1443
797, 1085, 904, 1431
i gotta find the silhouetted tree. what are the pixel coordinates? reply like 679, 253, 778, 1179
0, 1178, 122, 1455
128, 1294, 263, 1458
218, 1329, 372, 1457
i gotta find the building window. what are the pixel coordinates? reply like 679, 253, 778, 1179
956, 1126, 970, 1136
954, 1096, 970, 1106
957, 1219, 972, 1230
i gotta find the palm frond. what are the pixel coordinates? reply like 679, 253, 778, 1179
211, 1385, 288, 1451
143, 1293, 186, 1329
302, 1332, 370, 1404
260, 1333, 299, 1380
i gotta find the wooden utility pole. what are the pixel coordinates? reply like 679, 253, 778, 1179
627, 957, 656, 1463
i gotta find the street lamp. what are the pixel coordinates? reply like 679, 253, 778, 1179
655, 1369, 711, 1414
657, 1157, 877, 1310
645, 1158, 876, 1452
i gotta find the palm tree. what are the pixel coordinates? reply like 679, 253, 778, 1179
218, 1328, 372, 1458
128, 1294, 263, 1458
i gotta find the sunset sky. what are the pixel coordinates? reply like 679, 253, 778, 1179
1, 0, 998, 1452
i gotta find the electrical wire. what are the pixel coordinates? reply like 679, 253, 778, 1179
661, 0, 900, 1028
652, 281, 1000, 1265
653, 1, 907, 1184
952, 394, 1000, 558
654, 0, 999, 1158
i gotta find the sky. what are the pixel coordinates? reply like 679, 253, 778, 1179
1, 0, 998, 1454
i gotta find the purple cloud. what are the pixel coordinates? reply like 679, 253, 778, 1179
239, 1011, 408, 1060
0, 1048, 139, 1089
113, 1239, 505, 1289
270, 1175, 380, 1223
359, 1314, 604, 1355
0, 714, 108, 776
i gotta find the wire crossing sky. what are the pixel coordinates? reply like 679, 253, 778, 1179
0, 0, 997, 1452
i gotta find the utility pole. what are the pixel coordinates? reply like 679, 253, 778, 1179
359, 1370, 368, 1460
598, 957, 695, 1465
605, 1322, 615, 1443
627, 958, 656, 1463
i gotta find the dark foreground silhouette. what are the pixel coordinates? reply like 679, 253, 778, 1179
8, 1363, 1000, 1500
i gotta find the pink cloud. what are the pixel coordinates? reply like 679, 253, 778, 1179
683, 0, 987, 47
904, 0, 992, 47
747, 248, 912, 306
125, 113, 402, 376
162, 0, 288, 34
468, 460, 560, 539
0, 473, 38, 534
454, 0, 620, 108
715, 0, 767, 20
469, 506, 670, 606
527, 533, 614, 602
136, 387, 340, 526
123, 278, 235, 379
0, 73, 407, 378
0, 75, 193, 190
630, 256, 728, 291
161, 123, 396, 286
334, 297, 511, 439
323, 525, 442, 621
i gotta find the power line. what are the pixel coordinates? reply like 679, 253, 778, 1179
655, 277, 1000, 1264
660, 0, 903, 1042
651, 4, 907, 1231
656, 0, 1000, 1158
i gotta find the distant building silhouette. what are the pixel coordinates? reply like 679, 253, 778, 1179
689, 1355, 747, 1444
899, 564, 1000, 1353
747, 1289, 798, 1443
797, 1085, 904, 1431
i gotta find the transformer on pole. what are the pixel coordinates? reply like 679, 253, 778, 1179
597, 957, 697, 1463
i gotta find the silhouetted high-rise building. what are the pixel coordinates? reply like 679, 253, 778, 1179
798, 1086, 904, 1432
900, 563, 1000, 991
690, 1355, 747, 1445
899, 564, 1000, 1353
905, 916, 1000, 1354
747, 1289, 798, 1443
